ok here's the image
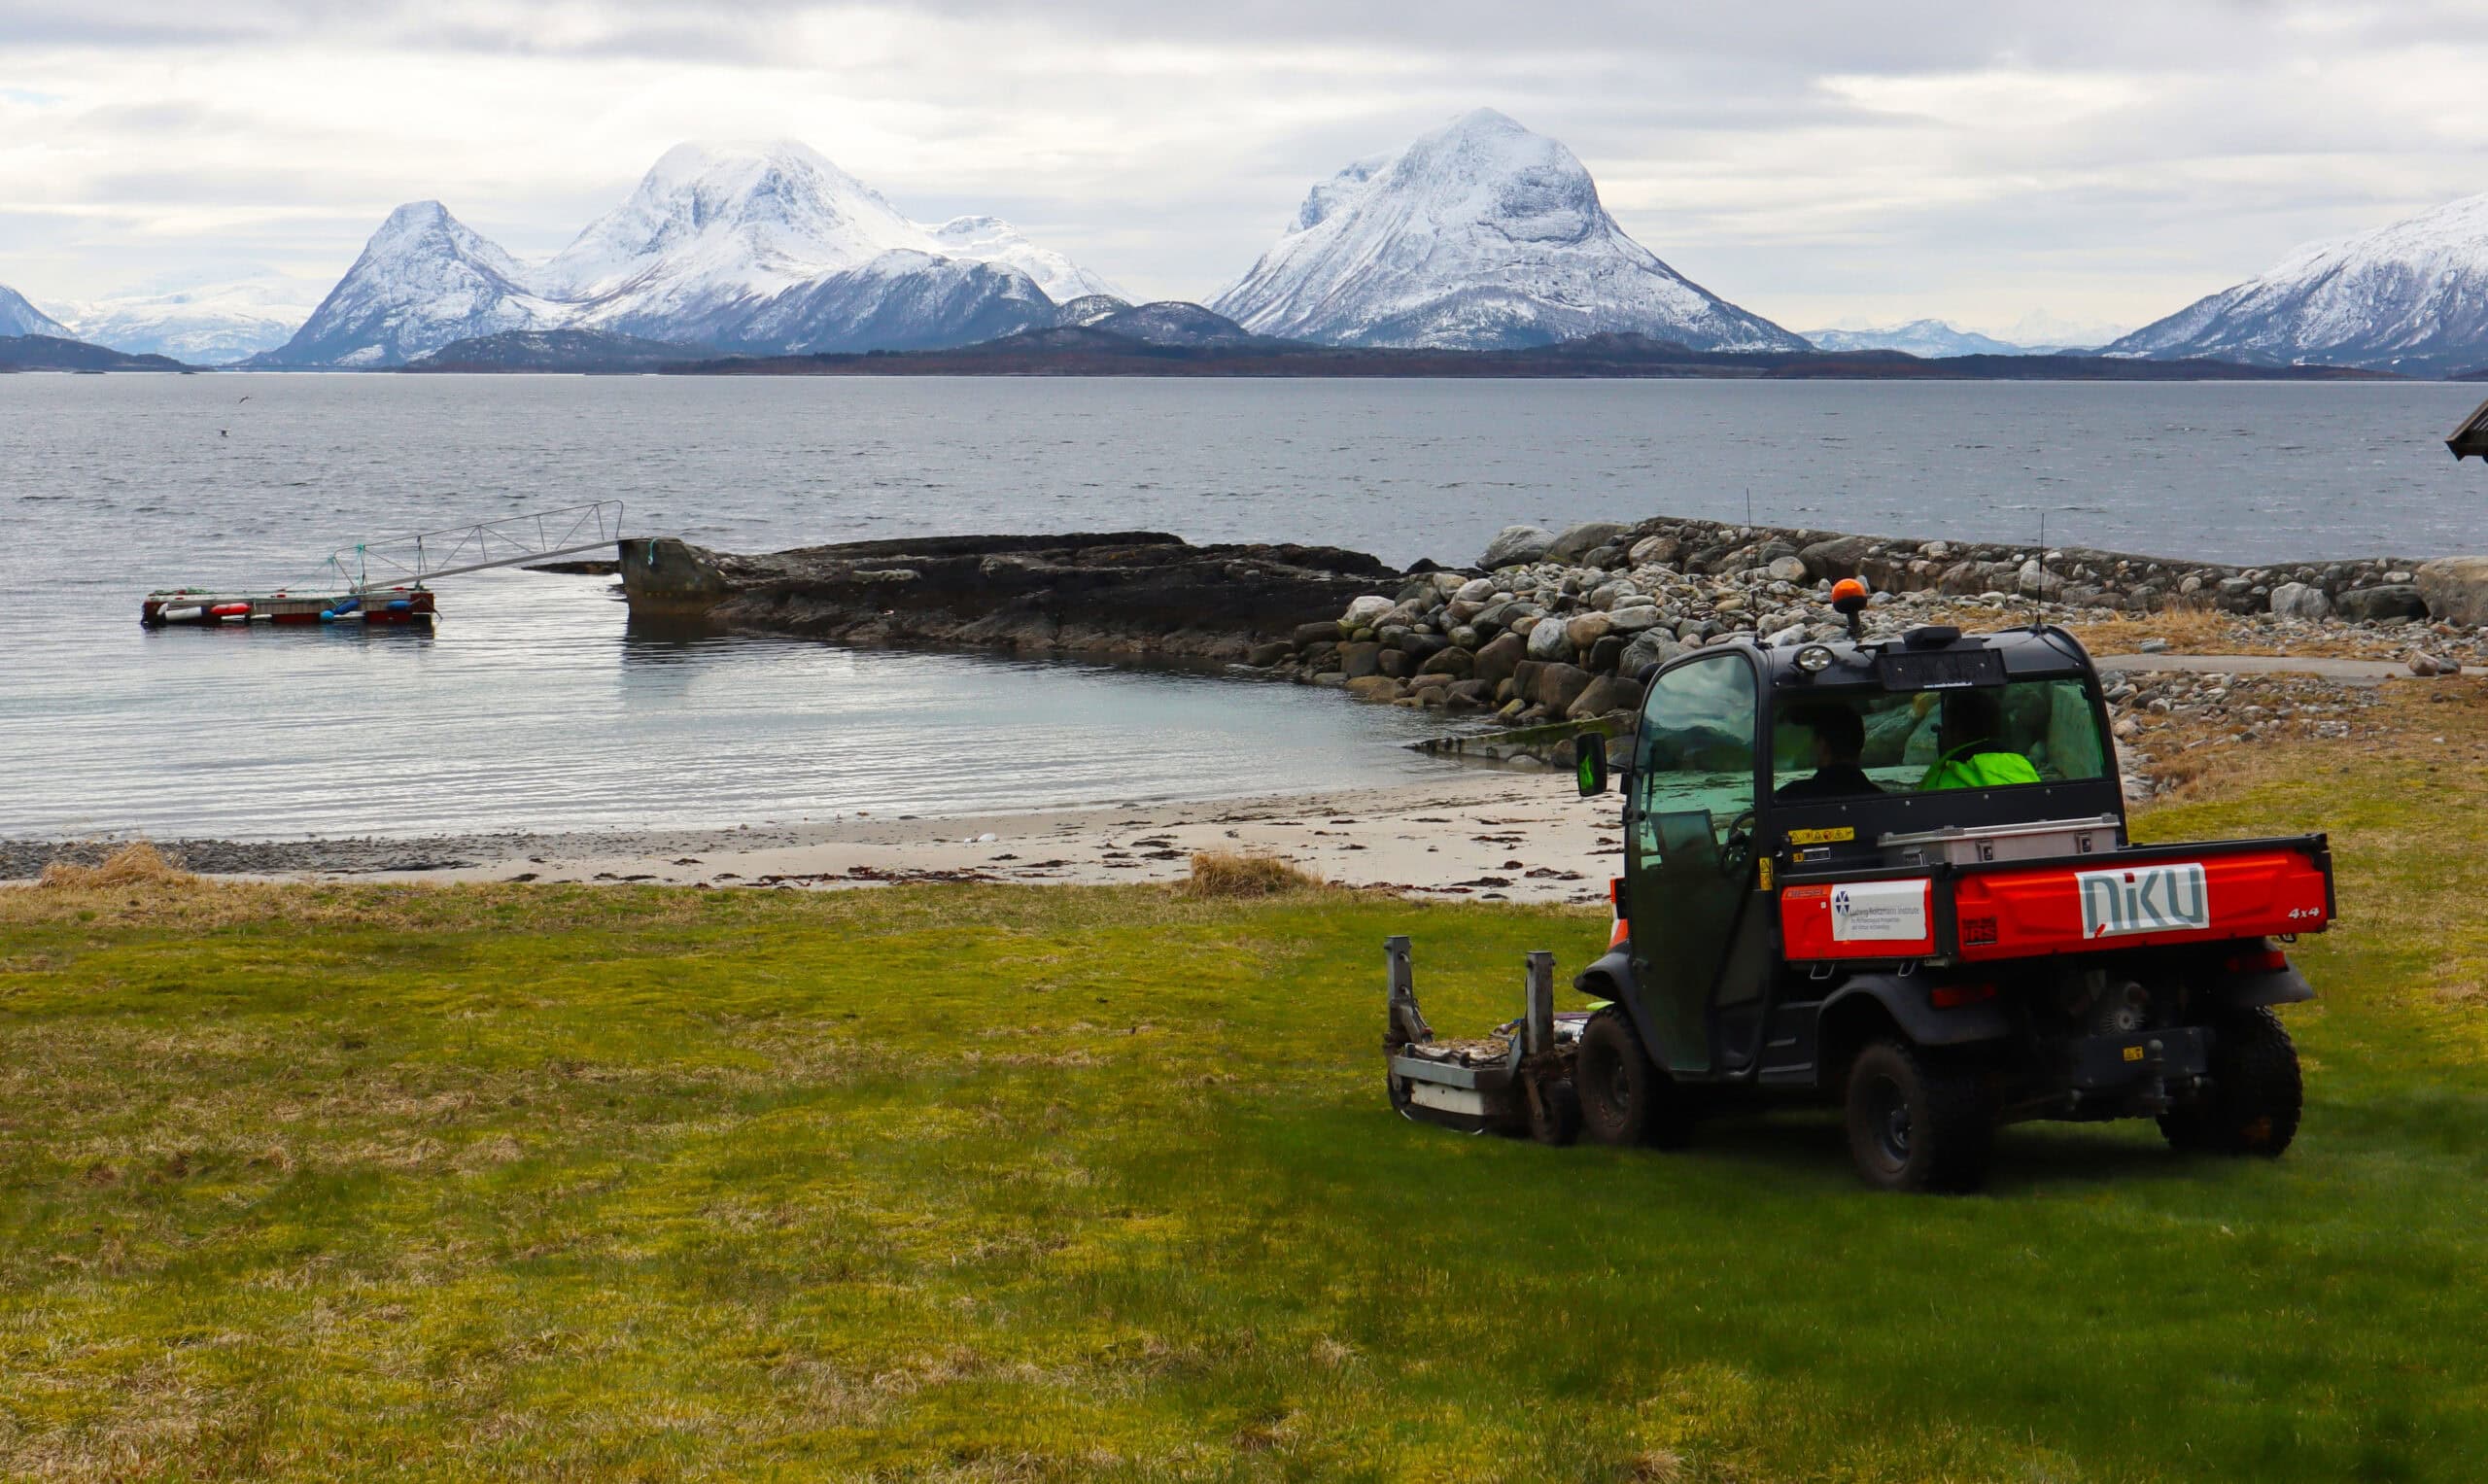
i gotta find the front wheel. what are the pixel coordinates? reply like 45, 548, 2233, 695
1574, 1010, 1691, 1148
1844, 1040, 1993, 1193
1527, 1078, 1581, 1147
2160, 1007, 2302, 1156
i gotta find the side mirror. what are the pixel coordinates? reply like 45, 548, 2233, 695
1576, 740, 1609, 797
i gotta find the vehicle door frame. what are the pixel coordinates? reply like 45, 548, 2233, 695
1620, 643, 1770, 1080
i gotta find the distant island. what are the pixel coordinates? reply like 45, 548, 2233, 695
397, 323, 2396, 382
0, 334, 190, 373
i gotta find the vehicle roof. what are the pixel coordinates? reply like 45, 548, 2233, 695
1746, 623, 2097, 687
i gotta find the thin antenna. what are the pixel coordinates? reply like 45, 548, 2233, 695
2032, 511, 2048, 631
1745, 487, 1752, 528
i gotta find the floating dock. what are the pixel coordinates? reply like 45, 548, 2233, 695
141, 588, 436, 628
137, 501, 622, 632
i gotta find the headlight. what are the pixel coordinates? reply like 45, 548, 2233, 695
1794, 643, 1835, 673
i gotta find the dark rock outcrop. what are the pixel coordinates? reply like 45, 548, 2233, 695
619, 532, 1398, 661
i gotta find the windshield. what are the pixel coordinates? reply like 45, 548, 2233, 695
1769, 678, 2107, 803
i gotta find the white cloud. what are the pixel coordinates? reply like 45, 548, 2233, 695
1, 1, 2485, 339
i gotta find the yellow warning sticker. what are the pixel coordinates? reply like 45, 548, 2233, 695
1788, 827, 1856, 846
2123, 1045, 2145, 1063
1757, 858, 1774, 890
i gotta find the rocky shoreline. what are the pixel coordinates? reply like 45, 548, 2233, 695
619, 516, 2488, 733
1246, 515, 2488, 728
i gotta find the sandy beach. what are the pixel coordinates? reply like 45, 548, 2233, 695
6, 767, 1622, 904
360, 769, 1621, 902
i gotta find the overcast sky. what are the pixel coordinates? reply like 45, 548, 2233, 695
5, 1, 2488, 336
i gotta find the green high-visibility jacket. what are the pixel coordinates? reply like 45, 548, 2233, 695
1918, 747, 2041, 792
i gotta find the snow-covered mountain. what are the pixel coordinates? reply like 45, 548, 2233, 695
62, 272, 320, 363
255, 201, 564, 366
259, 140, 1118, 366
1054, 293, 1131, 328
1212, 108, 1804, 352
2109, 192, 2488, 375
0, 284, 72, 339
1994, 309, 2126, 354
1803, 320, 2027, 358
926, 215, 1121, 302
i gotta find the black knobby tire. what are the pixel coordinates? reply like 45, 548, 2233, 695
1528, 1078, 1581, 1147
2160, 1006, 2302, 1157
1844, 1039, 1994, 1193
1573, 1010, 1689, 1148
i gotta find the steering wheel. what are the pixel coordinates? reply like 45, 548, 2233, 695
1720, 809, 1757, 870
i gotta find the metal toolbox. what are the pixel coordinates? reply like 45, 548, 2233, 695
1880, 813, 2122, 867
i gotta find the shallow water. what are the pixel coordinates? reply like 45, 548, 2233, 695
5, 374, 2480, 839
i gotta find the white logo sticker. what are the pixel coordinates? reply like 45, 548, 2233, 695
2077, 862, 2209, 938
1830, 880, 1930, 943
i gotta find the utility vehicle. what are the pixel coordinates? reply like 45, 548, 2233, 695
1385, 592, 2330, 1191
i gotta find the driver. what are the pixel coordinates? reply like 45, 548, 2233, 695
1918, 690, 2041, 790
1776, 705, 1883, 802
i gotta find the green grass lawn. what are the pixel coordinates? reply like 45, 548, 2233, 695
5, 733, 2488, 1479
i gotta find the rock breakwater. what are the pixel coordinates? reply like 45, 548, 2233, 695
618, 516, 2488, 738
620, 532, 1399, 660
1250, 514, 2488, 730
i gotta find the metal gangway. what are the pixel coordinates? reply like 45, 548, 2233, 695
318, 501, 624, 595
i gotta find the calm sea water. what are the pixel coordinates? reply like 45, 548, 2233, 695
5, 374, 2480, 840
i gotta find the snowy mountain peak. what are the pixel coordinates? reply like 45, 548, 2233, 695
1802, 320, 2026, 358
542, 139, 921, 305
261, 140, 1116, 364
252, 200, 559, 366
2110, 190, 2488, 375
1214, 109, 1803, 352
538, 137, 1116, 321
927, 215, 1123, 301
0, 283, 73, 339
361, 200, 530, 284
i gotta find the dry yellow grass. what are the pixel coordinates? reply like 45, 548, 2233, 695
2071, 609, 2242, 655
34, 841, 194, 890
1178, 849, 1330, 899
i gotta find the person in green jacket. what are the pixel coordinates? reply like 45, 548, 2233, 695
1918, 690, 2041, 791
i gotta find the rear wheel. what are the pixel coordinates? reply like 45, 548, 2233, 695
1844, 1040, 1993, 1193
2160, 1007, 2302, 1156
1574, 1010, 1690, 1148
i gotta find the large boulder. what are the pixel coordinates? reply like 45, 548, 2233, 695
1337, 641, 1383, 678
2268, 581, 2332, 621
1418, 645, 1474, 677
1545, 521, 1631, 565
1343, 675, 1404, 703
1567, 673, 1641, 720
1479, 525, 1556, 569
2416, 558, 2488, 627
1606, 604, 1667, 635
1526, 616, 1574, 661
1528, 662, 1595, 713
1628, 533, 1681, 567
1799, 535, 1876, 581
1619, 630, 1681, 677
2336, 583, 2427, 623
1471, 632, 1527, 689
1342, 595, 1395, 627
1565, 611, 1614, 650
